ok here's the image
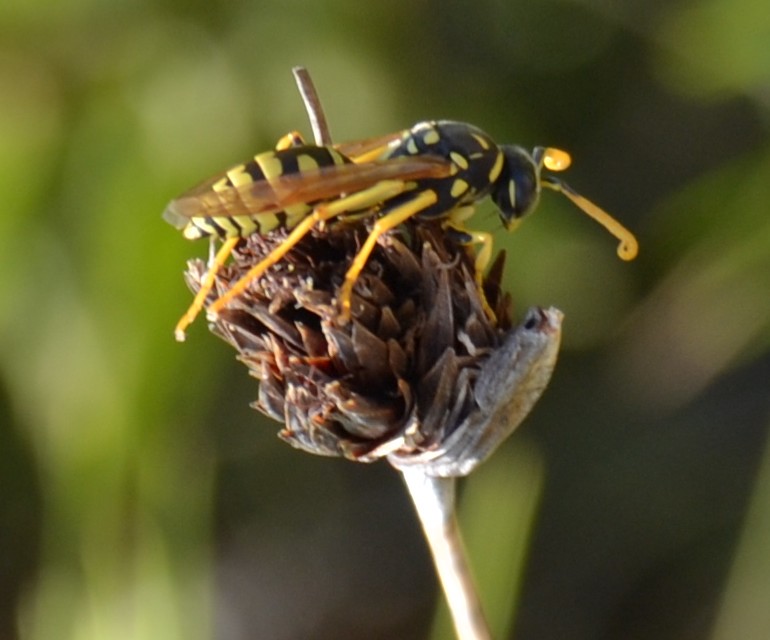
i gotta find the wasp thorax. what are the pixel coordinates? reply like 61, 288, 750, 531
491, 146, 541, 229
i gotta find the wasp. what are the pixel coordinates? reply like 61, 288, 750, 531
165, 121, 638, 340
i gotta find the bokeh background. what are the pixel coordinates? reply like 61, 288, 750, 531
2, 0, 769, 638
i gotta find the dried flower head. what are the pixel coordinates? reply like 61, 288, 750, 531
184, 221, 562, 477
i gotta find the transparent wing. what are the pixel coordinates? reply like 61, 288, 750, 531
163, 155, 450, 226
333, 130, 405, 162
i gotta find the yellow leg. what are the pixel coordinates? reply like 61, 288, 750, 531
338, 190, 438, 322
174, 237, 239, 341
207, 179, 410, 320
443, 209, 497, 321
465, 229, 493, 276
464, 229, 497, 322
444, 206, 494, 273
275, 131, 306, 150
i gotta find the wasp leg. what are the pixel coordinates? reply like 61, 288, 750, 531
442, 207, 497, 322
174, 236, 240, 341
338, 190, 438, 322
207, 179, 410, 320
274, 131, 307, 150
462, 229, 496, 321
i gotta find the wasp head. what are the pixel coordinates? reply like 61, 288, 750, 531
490, 145, 543, 230
493, 144, 639, 261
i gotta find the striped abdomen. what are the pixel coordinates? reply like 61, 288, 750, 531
164, 145, 352, 240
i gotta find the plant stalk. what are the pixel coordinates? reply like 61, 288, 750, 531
402, 469, 492, 640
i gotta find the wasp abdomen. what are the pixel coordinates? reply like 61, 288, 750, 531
165, 146, 351, 240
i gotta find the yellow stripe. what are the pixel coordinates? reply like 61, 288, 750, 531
284, 205, 311, 229
450, 179, 469, 198
450, 151, 469, 170
297, 154, 319, 172
422, 128, 440, 145
185, 219, 219, 239
212, 176, 230, 192
406, 137, 419, 155
488, 151, 504, 183
471, 133, 490, 150
256, 212, 284, 233
226, 164, 253, 187
328, 149, 349, 165
235, 216, 258, 235
256, 153, 284, 180
213, 217, 242, 236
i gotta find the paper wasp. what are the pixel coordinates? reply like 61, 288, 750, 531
165, 120, 638, 340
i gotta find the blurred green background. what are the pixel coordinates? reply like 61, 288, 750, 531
2, 0, 769, 638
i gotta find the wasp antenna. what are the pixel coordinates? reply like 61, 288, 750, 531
542, 176, 639, 261
542, 147, 572, 171
533, 146, 572, 172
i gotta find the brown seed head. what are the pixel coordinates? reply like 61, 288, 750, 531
184, 221, 561, 476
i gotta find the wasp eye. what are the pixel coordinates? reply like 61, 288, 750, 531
492, 146, 540, 226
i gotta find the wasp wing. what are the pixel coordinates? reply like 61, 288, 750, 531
164, 155, 450, 225
333, 131, 405, 163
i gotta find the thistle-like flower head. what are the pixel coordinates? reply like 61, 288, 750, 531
184, 221, 561, 476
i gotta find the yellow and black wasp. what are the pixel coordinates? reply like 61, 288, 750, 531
165, 120, 638, 340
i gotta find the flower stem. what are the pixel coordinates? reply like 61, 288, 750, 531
292, 66, 332, 146
401, 469, 493, 640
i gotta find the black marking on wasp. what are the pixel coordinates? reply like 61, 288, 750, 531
165, 120, 638, 340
